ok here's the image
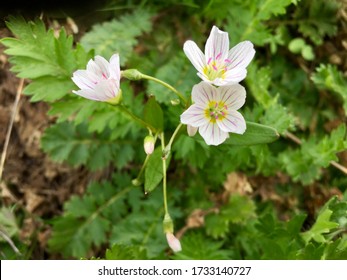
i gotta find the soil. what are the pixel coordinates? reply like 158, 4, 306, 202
0, 26, 90, 258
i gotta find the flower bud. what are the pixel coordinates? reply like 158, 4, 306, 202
131, 178, 142, 187
144, 135, 155, 155
187, 125, 198, 137
166, 233, 182, 253
121, 69, 143, 80
170, 99, 180, 106
163, 213, 174, 233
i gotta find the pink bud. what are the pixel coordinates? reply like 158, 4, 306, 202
144, 135, 155, 155
187, 125, 198, 137
166, 233, 182, 252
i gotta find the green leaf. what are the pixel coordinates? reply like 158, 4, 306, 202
105, 244, 148, 260
173, 232, 231, 260
280, 124, 347, 184
205, 195, 256, 239
224, 122, 279, 146
1, 16, 91, 102
80, 10, 153, 66
302, 207, 339, 243
311, 64, 347, 116
0, 208, 19, 240
144, 147, 171, 193
144, 96, 164, 132
288, 38, 306, 53
295, 0, 338, 45
41, 121, 135, 170
48, 181, 132, 258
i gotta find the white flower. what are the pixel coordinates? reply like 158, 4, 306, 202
72, 54, 121, 103
183, 26, 255, 86
166, 233, 182, 253
180, 81, 246, 146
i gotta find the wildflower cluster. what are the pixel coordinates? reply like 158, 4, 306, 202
71, 26, 255, 252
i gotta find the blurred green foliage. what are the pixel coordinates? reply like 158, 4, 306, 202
1, 0, 347, 260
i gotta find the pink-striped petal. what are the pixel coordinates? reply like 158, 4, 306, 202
183, 41, 206, 73
72, 88, 104, 101
94, 55, 110, 78
191, 81, 217, 105
205, 26, 229, 63
180, 104, 209, 127
218, 84, 246, 110
93, 79, 120, 100
217, 110, 246, 134
226, 41, 255, 71
72, 70, 99, 90
199, 122, 229, 146
109, 54, 120, 80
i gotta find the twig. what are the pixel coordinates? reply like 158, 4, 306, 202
0, 79, 24, 181
285, 131, 347, 175
0, 228, 21, 256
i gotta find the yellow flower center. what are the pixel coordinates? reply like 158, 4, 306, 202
203, 54, 230, 81
205, 100, 228, 123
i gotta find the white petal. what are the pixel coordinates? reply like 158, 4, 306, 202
180, 104, 209, 127
166, 233, 182, 253
94, 55, 110, 78
187, 125, 198, 136
227, 41, 255, 71
109, 54, 120, 80
191, 81, 217, 105
217, 110, 246, 134
218, 84, 246, 110
205, 26, 229, 62
183, 41, 206, 73
199, 122, 229, 146
222, 67, 247, 84
93, 79, 120, 100
72, 89, 103, 101
72, 70, 98, 90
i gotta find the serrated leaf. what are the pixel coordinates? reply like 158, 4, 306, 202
41, 121, 135, 170
302, 208, 339, 243
48, 181, 132, 258
172, 232, 231, 260
144, 96, 164, 132
105, 244, 148, 260
80, 10, 152, 66
1, 16, 91, 103
311, 64, 347, 115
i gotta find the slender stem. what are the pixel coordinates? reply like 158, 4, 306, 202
285, 131, 347, 175
161, 132, 169, 215
0, 79, 24, 181
166, 123, 183, 151
116, 104, 155, 131
0, 229, 21, 256
141, 74, 187, 105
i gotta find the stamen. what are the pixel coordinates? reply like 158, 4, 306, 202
207, 57, 212, 65
212, 65, 218, 71
216, 53, 222, 60
224, 59, 231, 63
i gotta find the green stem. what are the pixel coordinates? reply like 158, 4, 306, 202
165, 123, 183, 152
141, 74, 187, 105
161, 132, 169, 215
116, 104, 155, 131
